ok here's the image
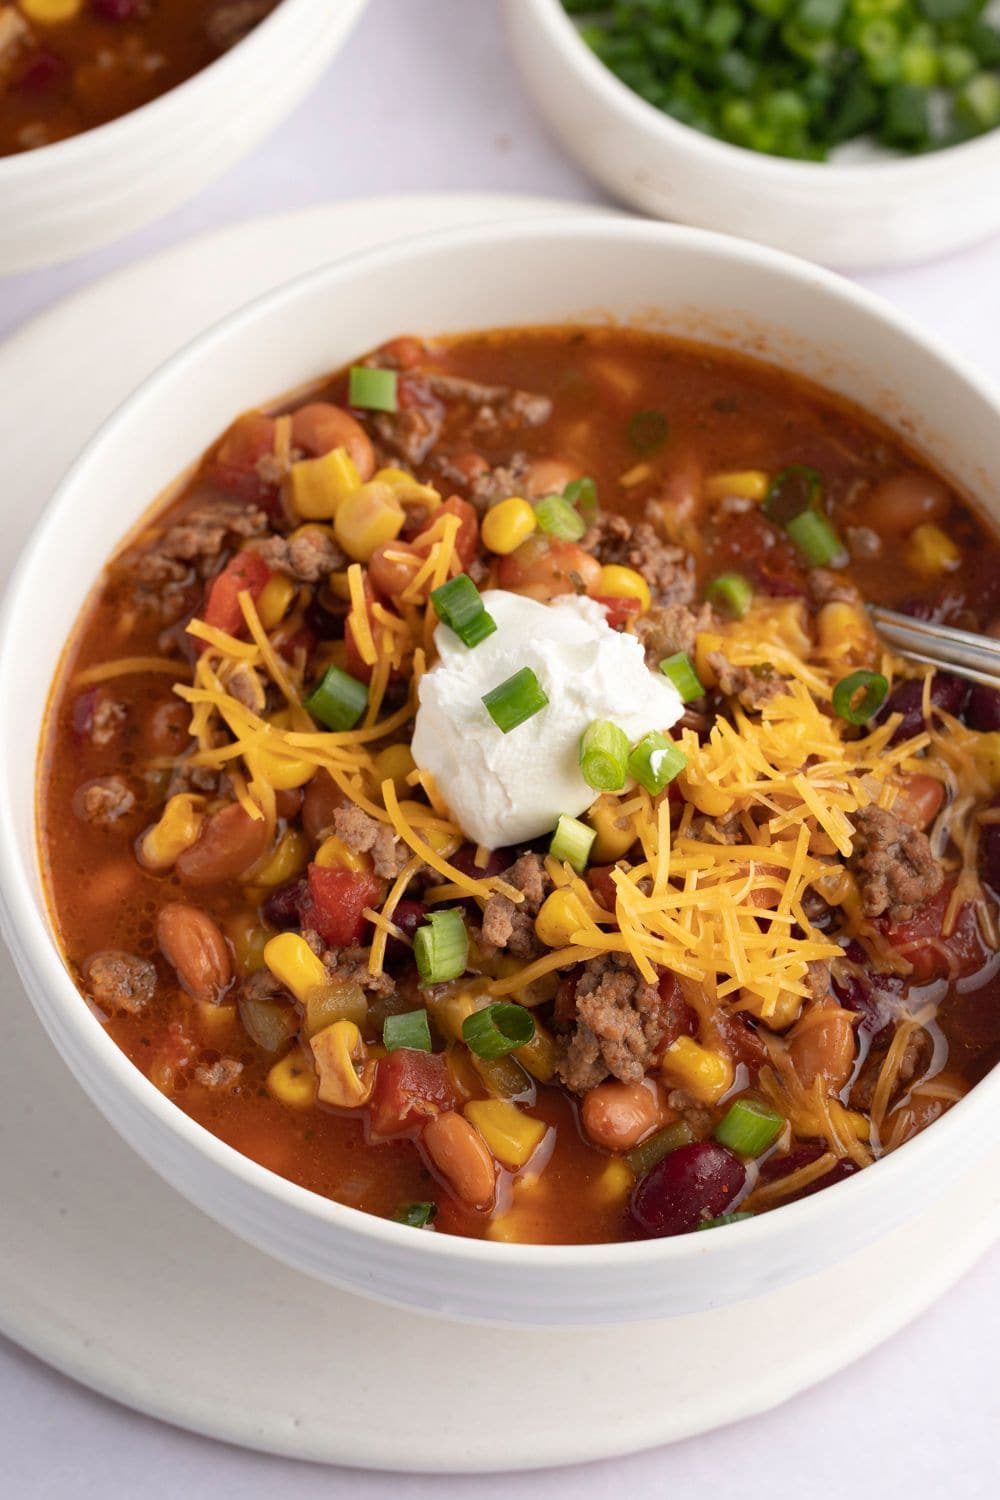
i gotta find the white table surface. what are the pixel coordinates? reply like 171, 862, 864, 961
1, 1, 998, 1493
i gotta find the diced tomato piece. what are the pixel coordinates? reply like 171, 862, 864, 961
593, 594, 642, 631
201, 551, 272, 642
303, 865, 383, 949
883, 879, 988, 982
412, 496, 479, 569
656, 970, 699, 1057
586, 864, 618, 912
369, 1049, 458, 1137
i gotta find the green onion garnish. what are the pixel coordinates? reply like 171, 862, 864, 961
628, 409, 669, 454
430, 574, 496, 648
706, 571, 753, 620
763, 465, 823, 526
785, 508, 848, 568
696, 1212, 754, 1231
534, 493, 587, 541
348, 365, 398, 412
713, 1099, 785, 1157
549, 813, 596, 874
659, 651, 704, 703
462, 1002, 535, 1059
382, 1009, 432, 1054
627, 731, 686, 796
482, 667, 549, 733
579, 719, 629, 791
624, 1120, 695, 1178
413, 909, 468, 986
303, 663, 369, 731
392, 1201, 437, 1228
832, 669, 889, 726
563, 475, 598, 523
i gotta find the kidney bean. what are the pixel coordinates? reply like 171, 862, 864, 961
262, 879, 309, 931
980, 822, 1000, 893
175, 802, 269, 885
449, 843, 512, 880
157, 903, 232, 1004
385, 900, 429, 965
757, 1145, 859, 1204
966, 683, 1000, 732
582, 1081, 663, 1151
91, 0, 145, 20
878, 671, 969, 745
423, 1112, 496, 1210
627, 1141, 747, 1239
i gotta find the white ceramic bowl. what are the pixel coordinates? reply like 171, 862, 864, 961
506, 0, 1000, 270
0, 0, 367, 275
1, 217, 998, 1326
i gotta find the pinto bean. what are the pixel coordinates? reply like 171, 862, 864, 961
174, 802, 269, 885
581, 1080, 664, 1151
789, 1001, 856, 1094
143, 699, 190, 758
423, 1111, 496, 1209
291, 402, 375, 480
157, 903, 232, 1003
522, 458, 582, 498
865, 472, 951, 536
497, 534, 602, 602
892, 774, 945, 831
302, 770, 345, 844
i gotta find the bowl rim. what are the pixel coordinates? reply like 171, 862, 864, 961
3, 211, 999, 1273
0, 0, 366, 179
518, 0, 1000, 184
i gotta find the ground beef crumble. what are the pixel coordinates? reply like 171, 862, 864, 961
480, 853, 554, 960
82, 951, 156, 1014
849, 805, 943, 922
582, 513, 696, 607
332, 806, 411, 879
707, 653, 785, 711
75, 775, 136, 826
248, 528, 345, 582
634, 602, 712, 670
195, 1057, 244, 1089
556, 953, 666, 1094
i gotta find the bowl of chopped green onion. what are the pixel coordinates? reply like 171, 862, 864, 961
506, 0, 1000, 267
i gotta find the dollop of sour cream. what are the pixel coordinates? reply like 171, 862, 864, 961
411, 589, 684, 849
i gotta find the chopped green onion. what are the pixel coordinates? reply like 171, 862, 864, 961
659, 651, 704, 703
382, 1009, 432, 1054
627, 731, 686, 796
430, 574, 496, 648
832, 669, 889, 725
784, 508, 848, 567
414, 910, 468, 986
579, 719, 629, 791
535, 493, 587, 541
462, 1002, 535, 1059
628, 409, 669, 454
303, 664, 368, 731
624, 1120, 695, 1178
392, 1201, 437, 1228
563, 475, 598, 523
482, 667, 549, 733
713, 1099, 785, 1156
763, 465, 823, 525
706, 571, 753, 619
550, 813, 596, 873
348, 365, 397, 412
696, 1212, 754, 1231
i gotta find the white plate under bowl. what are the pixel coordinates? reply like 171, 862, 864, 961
1, 194, 998, 1469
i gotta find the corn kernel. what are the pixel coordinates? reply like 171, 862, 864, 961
314, 833, 372, 873
905, 523, 961, 577
264, 932, 328, 1003
373, 743, 416, 799
465, 1099, 546, 1170
514, 1019, 558, 1083
585, 794, 635, 863
660, 1035, 734, 1104
267, 1049, 318, 1110
252, 746, 316, 791
195, 1000, 238, 1041
289, 446, 360, 520
816, 600, 876, 665
693, 629, 726, 690
138, 793, 206, 870
257, 573, 297, 630
704, 470, 770, 502
591, 1158, 635, 1205
481, 497, 537, 555
334, 481, 405, 561
597, 564, 651, 616
252, 828, 309, 888
677, 769, 734, 819
374, 467, 441, 508
310, 1019, 374, 1108
226, 913, 268, 977
535, 888, 592, 948
396, 799, 454, 854
20, 0, 82, 21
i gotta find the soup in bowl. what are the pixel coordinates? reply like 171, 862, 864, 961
2, 219, 999, 1323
